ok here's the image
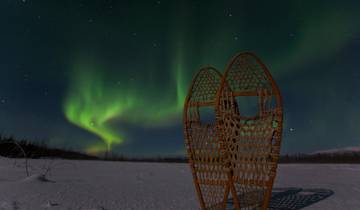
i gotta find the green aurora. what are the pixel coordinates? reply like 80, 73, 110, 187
63, 55, 186, 153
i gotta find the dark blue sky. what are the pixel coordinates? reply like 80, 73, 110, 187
1, 0, 360, 156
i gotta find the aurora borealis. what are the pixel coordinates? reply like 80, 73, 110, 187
1, 0, 360, 156
63, 54, 186, 153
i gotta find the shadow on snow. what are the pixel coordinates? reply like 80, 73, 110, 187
226, 187, 334, 210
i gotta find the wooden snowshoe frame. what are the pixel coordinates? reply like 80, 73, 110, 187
184, 52, 283, 210
183, 66, 230, 209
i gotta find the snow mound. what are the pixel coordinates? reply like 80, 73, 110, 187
22, 174, 53, 183
43, 200, 59, 207
311, 146, 360, 155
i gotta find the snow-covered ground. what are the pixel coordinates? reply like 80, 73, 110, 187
0, 158, 358, 210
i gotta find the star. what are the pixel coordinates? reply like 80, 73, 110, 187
290, 128, 295, 132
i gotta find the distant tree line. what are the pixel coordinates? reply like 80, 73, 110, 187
279, 153, 360, 164
1, 135, 359, 163
0, 135, 98, 160
103, 153, 360, 164
102, 154, 188, 163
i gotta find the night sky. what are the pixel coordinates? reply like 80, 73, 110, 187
1, 0, 360, 156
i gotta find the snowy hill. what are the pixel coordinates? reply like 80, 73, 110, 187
310, 146, 360, 155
